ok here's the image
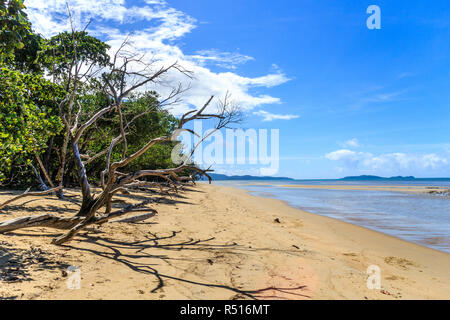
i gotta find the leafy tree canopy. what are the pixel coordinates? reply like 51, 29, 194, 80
82, 91, 180, 182
0, 4, 195, 189
0, 0, 31, 60
0, 67, 64, 183
42, 31, 111, 79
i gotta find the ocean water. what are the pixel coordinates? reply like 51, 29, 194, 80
212, 180, 450, 253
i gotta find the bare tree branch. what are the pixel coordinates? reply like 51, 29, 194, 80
0, 186, 63, 210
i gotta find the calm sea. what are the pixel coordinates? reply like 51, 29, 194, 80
212, 180, 450, 253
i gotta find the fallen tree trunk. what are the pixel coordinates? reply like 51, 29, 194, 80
0, 186, 63, 210
0, 200, 156, 236
0, 214, 84, 233
111, 211, 157, 223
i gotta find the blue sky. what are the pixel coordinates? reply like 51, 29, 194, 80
28, 0, 450, 178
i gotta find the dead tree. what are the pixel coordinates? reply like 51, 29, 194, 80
39, 8, 109, 198
0, 39, 241, 245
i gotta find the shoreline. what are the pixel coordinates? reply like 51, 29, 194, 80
216, 183, 449, 255
0, 184, 449, 299
211, 182, 450, 254
211, 184, 450, 299
211, 182, 450, 195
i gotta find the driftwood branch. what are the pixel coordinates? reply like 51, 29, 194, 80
0, 214, 85, 233
110, 211, 157, 224
0, 201, 156, 234
0, 186, 63, 210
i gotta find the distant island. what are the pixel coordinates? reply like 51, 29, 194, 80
340, 175, 416, 181
201, 173, 294, 181
340, 175, 450, 181
202, 174, 450, 181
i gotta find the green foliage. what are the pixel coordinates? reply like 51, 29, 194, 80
0, 0, 31, 61
4, 31, 44, 73
82, 91, 180, 182
122, 94, 179, 173
0, 67, 63, 183
0, 15, 189, 188
42, 31, 111, 79
0, 1, 43, 74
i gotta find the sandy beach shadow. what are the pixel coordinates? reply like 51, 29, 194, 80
54, 230, 311, 300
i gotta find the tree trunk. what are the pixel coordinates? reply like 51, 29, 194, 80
56, 131, 70, 200
0, 215, 84, 233
34, 152, 55, 188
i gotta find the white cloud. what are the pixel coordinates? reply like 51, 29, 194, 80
341, 138, 359, 148
347, 87, 409, 110
188, 49, 254, 70
325, 149, 359, 161
25, 0, 289, 115
367, 91, 405, 103
325, 149, 449, 174
253, 110, 299, 122
397, 72, 416, 79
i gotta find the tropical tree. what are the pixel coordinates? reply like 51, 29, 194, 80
36, 29, 112, 197
0, 0, 31, 61
82, 91, 180, 178
0, 68, 63, 186
0, 28, 241, 244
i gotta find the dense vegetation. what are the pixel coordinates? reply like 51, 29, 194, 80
0, 0, 240, 246
0, 0, 183, 189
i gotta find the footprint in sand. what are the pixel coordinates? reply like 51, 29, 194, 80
385, 275, 405, 281
342, 252, 360, 261
342, 252, 358, 257
384, 256, 417, 270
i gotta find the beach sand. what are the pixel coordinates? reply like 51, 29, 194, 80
0, 183, 449, 300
